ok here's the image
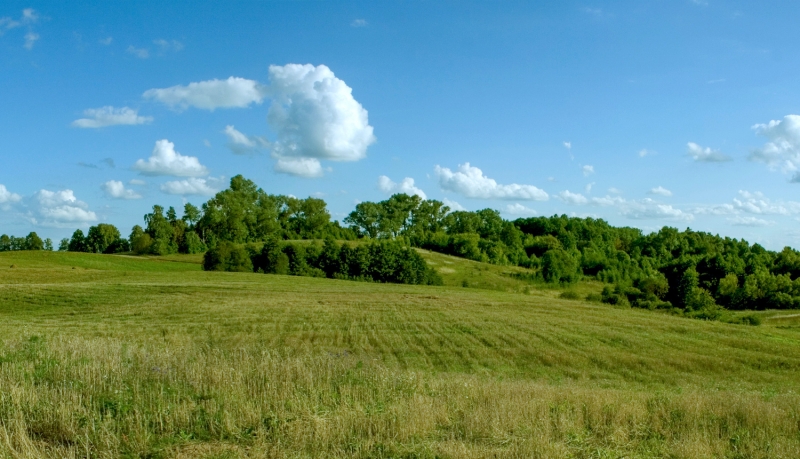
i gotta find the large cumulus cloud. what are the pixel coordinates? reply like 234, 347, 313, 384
750, 114, 800, 179
133, 140, 209, 177
33, 189, 97, 227
266, 64, 376, 175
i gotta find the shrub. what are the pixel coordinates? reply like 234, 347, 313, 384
180, 231, 207, 254
585, 293, 602, 302
203, 242, 253, 272
542, 249, 580, 284
730, 314, 762, 326
559, 291, 581, 300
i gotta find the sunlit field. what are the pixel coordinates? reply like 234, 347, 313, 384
1, 251, 799, 458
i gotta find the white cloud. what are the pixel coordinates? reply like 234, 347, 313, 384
731, 190, 800, 215
129, 179, 147, 186
443, 198, 465, 212
557, 189, 690, 221
160, 177, 220, 196
638, 149, 656, 157
351, 19, 368, 27
0, 9, 36, 36
558, 190, 588, 205
21, 8, 38, 23
23, 31, 38, 50
99, 36, 113, 45
274, 157, 324, 178
687, 142, 731, 162
0, 184, 21, 205
0, 17, 20, 32
648, 186, 672, 197
153, 38, 183, 52
585, 182, 595, 194
608, 187, 622, 194
133, 139, 209, 177
34, 189, 97, 226
266, 64, 376, 171
582, 165, 595, 176
620, 199, 693, 221
434, 163, 549, 201
728, 216, 774, 227
750, 114, 800, 175
505, 203, 537, 216
377, 176, 426, 199
143, 76, 264, 111
102, 180, 142, 200
694, 203, 736, 216
223, 125, 269, 154
591, 195, 626, 207
127, 45, 149, 59
72, 106, 153, 128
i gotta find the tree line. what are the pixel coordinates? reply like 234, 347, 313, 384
204, 238, 442, 286
5, 174, 800, 314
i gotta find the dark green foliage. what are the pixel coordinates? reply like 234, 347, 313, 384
86, 224, 124, 254
559, 291, 581, 300
541, 249, 580, 284
179, 231, 206, 254
215, 238, 441, 286
1, 233, 48, 251
252, 237, 290, 274
202, 241, 253, 272
68, 229, 87, 252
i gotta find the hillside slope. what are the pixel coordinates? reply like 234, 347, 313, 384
0, 251, 798, 458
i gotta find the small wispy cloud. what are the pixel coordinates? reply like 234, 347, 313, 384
23, 31, 38, 50
648, 186, 673, 197
638, 149, 656, 157
127, 45, 149, 59
351, 19, 368, 27
99, 37, 113, 45
153, 38, 183, 52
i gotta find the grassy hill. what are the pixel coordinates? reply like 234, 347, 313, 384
1, 251, 799, 458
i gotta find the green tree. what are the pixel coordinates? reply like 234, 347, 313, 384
86, 224, 122, 254
24, 232, 44, 250
68, 229, 87, 252
542, 249, 580, 283
344, 201, 384, 239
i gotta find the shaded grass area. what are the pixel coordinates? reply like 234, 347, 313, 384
0, 251, 799, 458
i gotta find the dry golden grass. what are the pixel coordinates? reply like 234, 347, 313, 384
0, 251, 798, 458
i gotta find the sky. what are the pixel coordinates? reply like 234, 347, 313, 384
2, 1, 800, 249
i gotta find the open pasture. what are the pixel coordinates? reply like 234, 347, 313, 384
0, 251, 799, 458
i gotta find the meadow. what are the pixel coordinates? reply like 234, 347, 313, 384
0, 250, 799, 458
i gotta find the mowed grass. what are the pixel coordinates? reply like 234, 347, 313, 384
0, 252, 799, 458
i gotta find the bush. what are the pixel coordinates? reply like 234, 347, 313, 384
729, 314, 762, 326
585, 293, 602, 302
203, 242, 253, 272
542, 249, 580, 284
180, 231, 207, 254
559, 291, 581, 300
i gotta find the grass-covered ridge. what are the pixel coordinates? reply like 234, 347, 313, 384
1, 251, 799, 457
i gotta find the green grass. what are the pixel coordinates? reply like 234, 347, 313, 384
1, 251, 799, 458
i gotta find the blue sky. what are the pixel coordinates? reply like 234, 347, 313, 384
2, 1, 800, 249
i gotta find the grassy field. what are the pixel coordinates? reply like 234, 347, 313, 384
0, 251, 799, 458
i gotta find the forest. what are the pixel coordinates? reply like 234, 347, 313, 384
3, 175, 800, 316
